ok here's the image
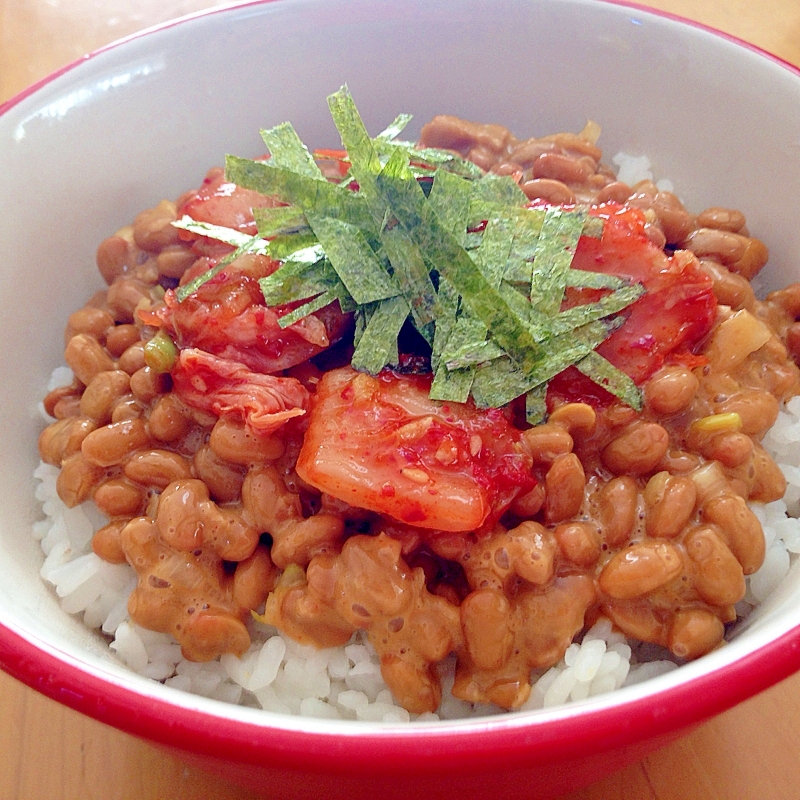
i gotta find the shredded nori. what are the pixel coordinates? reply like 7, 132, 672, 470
260, 122, 325, 180
172, 86, 647, 413
351, 295, 409, 373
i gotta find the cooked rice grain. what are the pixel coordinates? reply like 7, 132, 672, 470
32, 360, 800, 721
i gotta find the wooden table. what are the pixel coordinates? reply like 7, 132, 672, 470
3, 1, 800, 798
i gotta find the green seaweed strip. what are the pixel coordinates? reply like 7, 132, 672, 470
259, 266, 326, 306
525, 385, 548, 425
467, 204, 545, 300
376, 113, 413, 141
374, 140, 484, 179
271, 242, 326, 267
260, 245, 357, 314
429, 310, 487, 402
175, 263, 227, 302
530, 207, 587, 317
429, 215, 515, 399
565, 269, 627, 290
497, 212, 603, 284
353, 303, 375, 349
380, 223, 438, 326
219, 93, 641, 412
499, 269, 640, 342
430, 277, 460, 371
470, 356, 535, 408
304, 212, 400, 305
584, 216, 604, 238
471, 173, 528, 207
175, 235, 266, 302
443, 313, 487, 353
576, 351, 643, 410
327, 86, 385, 224
417, 320, 436, 347
276, 289, 341, 328
548, 283, 645, 335
225, 155, 376, 233
444, 338, 504, 370
473, 216, 514, 288
429, 364, 475, 403
260, 122, 325, 180
375, 162, 546, 377
384, 156, 469, 359
495, 209, 602, 288
462, 230, 484, 250
436, 216, 514, 369
497, 283, 554, 342
468, 202, 545, 235
502, 259, 534, 286
470, 320, 611, 407
503, 208, 546, 288
429, 360, 475, 402
446, 261, 545, 374
331, 126, 440, 326
501, 261, 533, 287
351, 295, 409, 373
171, 216, 269, 252
266, 230, 320, 261
258, 251, 342, 306
253, 206, 309, 238
428, 170, 474, 245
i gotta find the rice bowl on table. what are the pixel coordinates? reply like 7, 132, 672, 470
4, 0, 800, 798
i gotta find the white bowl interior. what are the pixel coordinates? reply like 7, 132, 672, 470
3, 0, 800, 732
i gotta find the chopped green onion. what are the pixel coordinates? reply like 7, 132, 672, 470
690, 412, 742, 434
143, 329, 178, 373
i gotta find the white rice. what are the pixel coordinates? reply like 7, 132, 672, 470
31, 155, 800, 719
612, 151, 674, 194
32, 364, 800, 720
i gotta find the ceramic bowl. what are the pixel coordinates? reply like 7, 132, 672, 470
3, 1, 800, 798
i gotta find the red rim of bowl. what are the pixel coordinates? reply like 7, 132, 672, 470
2, 0, 800, 777
3, 619, 800, 774
3, 0, 800, 116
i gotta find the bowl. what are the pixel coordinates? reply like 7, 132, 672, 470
3, 1, 800, 798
